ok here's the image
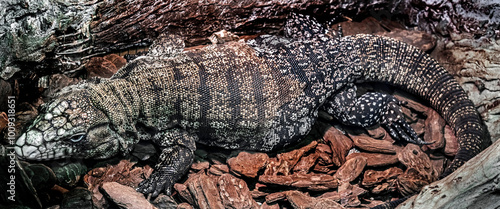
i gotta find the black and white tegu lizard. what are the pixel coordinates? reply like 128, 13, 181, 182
14, 14, 488, 198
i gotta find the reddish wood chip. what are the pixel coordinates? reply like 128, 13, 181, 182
218, 174, 259, 209
423, 108, 446, 150
346, 153, 399, 167
334, 156, 367, 183
275, 141, 318, 175
227, 152, 269, 178
350, 134, 398, 154
323, 126, 353, 166
362, 167, 403, 187
397, 144, 438, 181
0, 112, 7, 132
444, 125, 459, 156
293, 152, 319, 174
259, 173, 339, 191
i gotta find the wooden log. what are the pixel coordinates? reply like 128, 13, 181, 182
2, 0, 394, 78
398, 139, 500, 209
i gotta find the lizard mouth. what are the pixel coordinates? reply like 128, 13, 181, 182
15, 143, 73, 161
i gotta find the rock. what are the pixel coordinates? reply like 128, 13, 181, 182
258, 173, 338, 191
100, 182, 156, 209
346, 153, 399, 167
227, 152, 269, 178
423, 108, 446, 150
350, 134, 398, 154
60, 188, 94, 209
334, 155, 367, 183
323, 126, 353, 166
217, 174, 259, 209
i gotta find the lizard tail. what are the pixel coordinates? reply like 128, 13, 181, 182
347, 34, 489, 178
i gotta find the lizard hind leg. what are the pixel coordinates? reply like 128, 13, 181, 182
323, 85, 428, 145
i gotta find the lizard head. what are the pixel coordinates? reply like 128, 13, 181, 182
15, 84, 122, 160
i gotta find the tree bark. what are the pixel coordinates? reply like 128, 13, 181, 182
1, 0, 393, 78
398, 139, 500, 209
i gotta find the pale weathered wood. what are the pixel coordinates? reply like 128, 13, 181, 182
398, 139, 500, 209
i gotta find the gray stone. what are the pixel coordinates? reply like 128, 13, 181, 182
100, 182, 156, 209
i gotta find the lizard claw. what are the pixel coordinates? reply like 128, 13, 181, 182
137, 171, 174, 198
383, 121, 430, 145
380, 97, 430, 145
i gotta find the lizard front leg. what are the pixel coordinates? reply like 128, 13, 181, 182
137, 129, 196, 197
323, 84, 427, 145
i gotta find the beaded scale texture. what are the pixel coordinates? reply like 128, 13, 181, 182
14, 14, 488, 199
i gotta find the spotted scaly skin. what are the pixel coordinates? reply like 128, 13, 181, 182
15, 14, 488, 199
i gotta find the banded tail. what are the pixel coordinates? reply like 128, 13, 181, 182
346, 34, 489, 177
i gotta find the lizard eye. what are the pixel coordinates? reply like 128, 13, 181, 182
69, 134, 86, 143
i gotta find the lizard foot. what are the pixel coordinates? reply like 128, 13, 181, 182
381, 98, 430, 145
137, 171, 174, 198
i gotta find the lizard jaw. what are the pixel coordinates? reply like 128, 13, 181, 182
15, 132, 72, 160
15, 143, 72, 160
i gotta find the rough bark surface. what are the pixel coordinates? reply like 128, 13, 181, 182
398, 138, 500, 209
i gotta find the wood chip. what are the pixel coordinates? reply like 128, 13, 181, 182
346, 153, 399, 167
350, 134, 398, 154
323, 126, 353, 166
334, 156, 367, 183
259, 173, 339, 191
227, 152, 269, 178
423, 108, 446, 150
444, 125, 459, 156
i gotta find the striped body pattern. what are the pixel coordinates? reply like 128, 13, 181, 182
14, 14, 488, 198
